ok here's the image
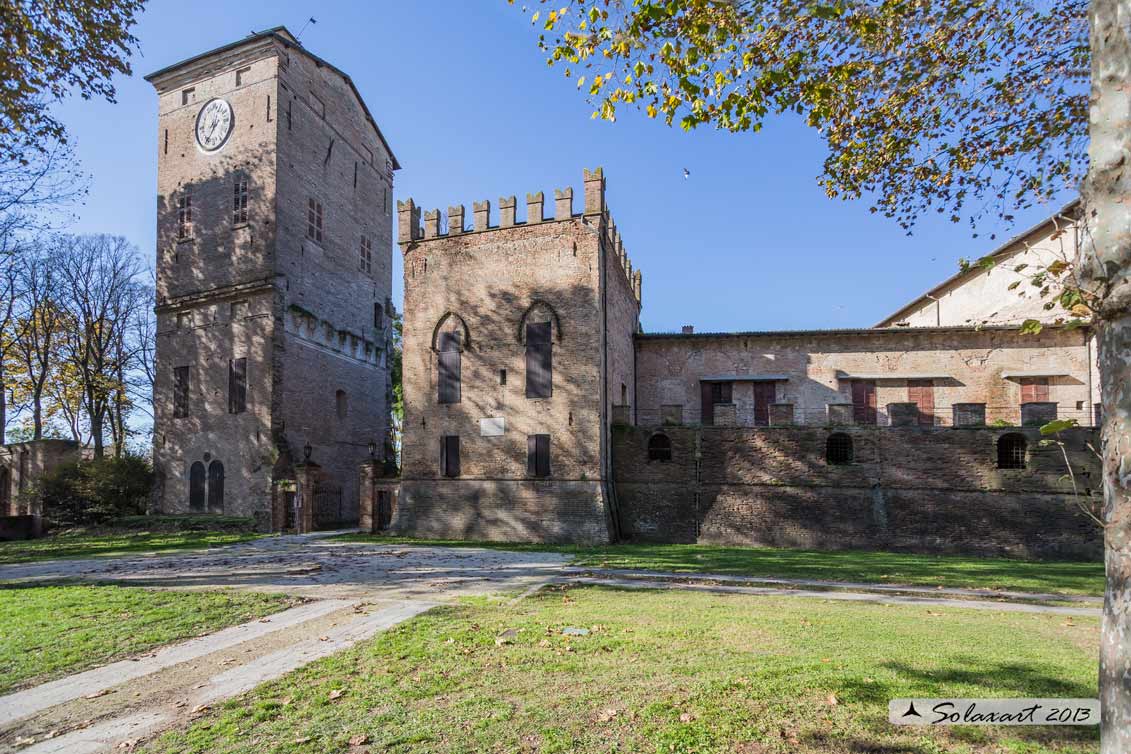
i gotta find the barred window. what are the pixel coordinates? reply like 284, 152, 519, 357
307, 198, 323, 243
176, 187, 192, 239
233, 175, 248, 224
997, 433, 1027, 469
647, 433, 672, 462
360, 235, 372, 273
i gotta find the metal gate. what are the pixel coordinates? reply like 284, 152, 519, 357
313, 482, 344, 530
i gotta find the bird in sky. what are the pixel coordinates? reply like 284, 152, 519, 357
682, 168, 690, 179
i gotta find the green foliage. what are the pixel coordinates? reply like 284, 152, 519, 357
36, 454, 153, 525
110, 514, 256, 532
1041, 418, 1080, 435
1019, 318, 1044, 335
0, 0, 146, 164
517, 0, 1086, 233
0, 528, 264, 564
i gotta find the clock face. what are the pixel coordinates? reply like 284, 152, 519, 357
195, 98, 234, 152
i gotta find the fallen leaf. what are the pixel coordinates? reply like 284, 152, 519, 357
319, 636, 330, 642
597, 708, 618, 722
280, 696, 293, 706
826, 693, 839, 706
294, 736, 312, 744
84, 689, 113, 699
679, 712, 695, 722
348, 734, 370, 746
329, 689, 345, 701
191, 704, 211, 715
495, 628, 519, 645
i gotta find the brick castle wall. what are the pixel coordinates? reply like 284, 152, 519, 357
613, 425, 1101, 559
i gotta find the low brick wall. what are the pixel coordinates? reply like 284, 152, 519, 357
612, 425, 1101, 560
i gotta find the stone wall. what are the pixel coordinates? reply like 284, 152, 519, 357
613, 425, 1101, 559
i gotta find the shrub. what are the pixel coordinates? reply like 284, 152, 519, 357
37, 455, 154, 525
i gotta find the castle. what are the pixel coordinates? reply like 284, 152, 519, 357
141, 28, 1100, 558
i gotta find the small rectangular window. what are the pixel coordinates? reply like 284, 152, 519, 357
360, 235, 372, 273
266, 95, 272, 122
233, 175, 249, 224
353, 161, 358, 189
437, 331, 461, 404
500, 369, 507, 386
163, 129, 168, 155
235, 66, 251, 87
286, 98, 292, 130
440, 435, 460, 478
230, 300, 248, 320
176, 311, 193, 330
525, 322, 552, 398
176, 187, 193, 239
228, 357, 247, 414
173, 366, 190, 419
1020, 377, 1050, 403
527, 434, 551, 478
306, 198, 323, 243
181, 87, 195, 106
373, 301, 383, 329
710, 382, 733, 404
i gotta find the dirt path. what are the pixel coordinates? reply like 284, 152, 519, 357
0, 534, 570, 753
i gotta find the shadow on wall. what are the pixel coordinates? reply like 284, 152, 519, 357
613, 425, 1102, 560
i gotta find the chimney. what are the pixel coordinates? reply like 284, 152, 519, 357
681, 325, 694, 334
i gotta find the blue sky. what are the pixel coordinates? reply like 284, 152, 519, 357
54, 0, 1075, 333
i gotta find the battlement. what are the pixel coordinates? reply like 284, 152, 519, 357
397, 167, 641, 304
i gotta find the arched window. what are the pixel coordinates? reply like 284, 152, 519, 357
432, 313, 468, 405
647, 433, 672, 462
826, 433, 854, 465
997, 433, 1027, 469
189, 461, 206, 512
336, 389, 348, 419
207, 460, 225, 513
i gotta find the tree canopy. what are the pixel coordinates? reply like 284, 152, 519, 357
518, 0, 1087, 233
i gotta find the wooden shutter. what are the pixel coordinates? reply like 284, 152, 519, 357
525, 322, 552, 398
228, 358, 247, 414
437, 331, 461, 404
207, 461, 224, 513
700, 382, 714, 426
189, 462, 206, 511
907, 379, 934, 427
441, 435, 460, 478
851, 380, 877, 425
752, 382, 775, 426
527, 434, 551, 477
1020, 377, 1049, 403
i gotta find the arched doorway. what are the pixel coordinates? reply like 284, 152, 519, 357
189, 462, 206, 512
207, 460, 225, 513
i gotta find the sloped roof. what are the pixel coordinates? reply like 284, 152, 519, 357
874, 199, 1080, 327
145, 26, 400, 169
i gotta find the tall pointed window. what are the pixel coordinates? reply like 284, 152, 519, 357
525, 322, 552, 398
527, 434, 551, 478
228, 358, 247, 414
176, 187, 192, 239
307, 198, 323, 243
360, 235, 372, 273
173, 366, 190, 419
233, 175, 248, 224
437, 331, 461, 404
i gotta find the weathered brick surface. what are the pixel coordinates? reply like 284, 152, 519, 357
613, 425, 1101, 559
635, 327, 1093, 428
395, 169, 639, 543
149, 31, 393, 523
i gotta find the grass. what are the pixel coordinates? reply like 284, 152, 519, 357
0, 583, 299, 694
142, 585, 1099, 754
331, 535, 1105, 597
0, 528, 267, 565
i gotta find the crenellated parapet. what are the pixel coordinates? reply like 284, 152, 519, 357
398, 168, 641, 305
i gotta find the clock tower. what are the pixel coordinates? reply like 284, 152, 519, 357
146, 28, 398, 527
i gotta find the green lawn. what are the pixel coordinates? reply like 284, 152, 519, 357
0, 529, 266, 565
142, 585, 1099, 754
0, 583, 299, 694
333, 535, 1105, 597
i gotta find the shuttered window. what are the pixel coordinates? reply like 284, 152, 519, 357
437, 331, 461, 404
173, 366, 190, 418
1020, 377, 1050, 403
752, 382, 775, 426
907, 379, 935, 427
527, 434, 551, 478
525, 322, 552, 398
440, 435, 460, 478
851, 380, 877, 425
228, 358, 247, 414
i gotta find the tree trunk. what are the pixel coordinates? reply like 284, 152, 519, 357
1085, 0, 1131, 749
0, 359, 6, 444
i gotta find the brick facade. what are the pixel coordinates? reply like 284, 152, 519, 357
147, 28, 395, 527
0, 440, 83, 516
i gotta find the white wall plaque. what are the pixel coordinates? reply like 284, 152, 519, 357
480, 417, 505, 437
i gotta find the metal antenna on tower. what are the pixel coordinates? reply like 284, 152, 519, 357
295, 17, 317, 43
